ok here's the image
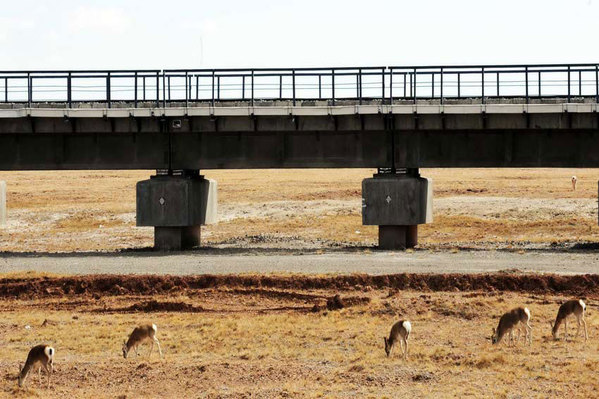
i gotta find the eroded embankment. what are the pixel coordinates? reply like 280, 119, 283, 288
2, 273, 599, 300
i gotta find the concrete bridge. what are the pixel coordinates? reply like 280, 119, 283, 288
1, 64, 598, 249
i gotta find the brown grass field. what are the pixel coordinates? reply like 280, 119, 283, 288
0, 169, 598, 397
0, 168, 598, 252
1, 273, 599, 398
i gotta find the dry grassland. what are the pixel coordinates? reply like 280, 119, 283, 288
0, 168, 598, 252
0, 273, 598, 398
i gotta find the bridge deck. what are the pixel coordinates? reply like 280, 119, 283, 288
1, 64, 598, 171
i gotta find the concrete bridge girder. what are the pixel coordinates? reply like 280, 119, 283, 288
1, 104, 599, 171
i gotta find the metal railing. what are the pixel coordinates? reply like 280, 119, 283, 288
1, 64, 598, 107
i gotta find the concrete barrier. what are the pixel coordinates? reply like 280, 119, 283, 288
0, 181, 5, 227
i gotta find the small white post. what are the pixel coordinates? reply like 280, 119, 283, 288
0, 181, 5, 227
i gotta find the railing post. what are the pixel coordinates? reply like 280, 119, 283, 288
211, 71, 215, 106
67, 72, 72, 107
27, 73, 32, 107
156, 72, 160, 108
318, 74, 322, 100
595, 65, 598, 103
279, 74, 282, 100
4, 77, 7, 102
481, 67, 485, 104
457, 73, 461, 98
134, 72, 138, 108
167, 76, 171, 101
538, 71, 541, 98
196, 75, 199, 101
403, 73, 406, 98
217, 76, 220, 101
579, 70, 582, 97
381, 67, 385, 103
162, 72, 166, 108
413, 68, 417, 104
357, 68, 362, 105
389, 68, 393, 104
106, 72, 111, 108
292, 69, 296, 106
251, 70, 254, 107
143, 76, 146, 101
496, 72, 500, 97
331, 69, 335, 106
567, 66, 571, 103
185, 71, 189, 107
440, 67, 444, 104
242, 75, 246, 101
431, 71, 435, 98
525, 66, 529, 104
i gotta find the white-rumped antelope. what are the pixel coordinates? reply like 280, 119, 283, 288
18, 344, 54, 388
491, 307, 532, 346
571, 176, 577, 191
384, 320, 411, 360
550, 299, 588, 341
122, 324, 163, 359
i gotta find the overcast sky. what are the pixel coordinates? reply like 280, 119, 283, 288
0, 0, 597, 70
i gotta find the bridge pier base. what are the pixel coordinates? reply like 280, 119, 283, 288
136, 172, 217, 251
362, 170, 432, 250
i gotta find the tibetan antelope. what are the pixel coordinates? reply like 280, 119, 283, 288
384, 320, 411, 360
122, 324, 163, 359
491, 307, 532, 346
571, 176, 577, 191
18, 345, 54, 388
550, 299, 588, 341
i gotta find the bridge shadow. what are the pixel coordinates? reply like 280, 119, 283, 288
0, 242, 598, 258
0, 245, 374, 258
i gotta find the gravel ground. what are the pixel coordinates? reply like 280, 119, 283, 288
1, 249, 598, 276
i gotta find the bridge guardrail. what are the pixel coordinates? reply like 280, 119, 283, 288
0, 64, 598, 108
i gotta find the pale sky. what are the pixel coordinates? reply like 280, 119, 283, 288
0, 0, 597, 70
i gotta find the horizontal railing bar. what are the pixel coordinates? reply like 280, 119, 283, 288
164, 66, 387, 73
0, 69, 161, 74
1, 63, 598, 106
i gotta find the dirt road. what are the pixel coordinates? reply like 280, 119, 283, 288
1, 249, 598, 276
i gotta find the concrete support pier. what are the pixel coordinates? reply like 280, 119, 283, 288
136, 172, 217, 251
0, 181, 5, 227
362, 170, 432, 250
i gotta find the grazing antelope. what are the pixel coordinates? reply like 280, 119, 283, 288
18, 345, 54, 388
550, 299, 588, 341
491, 307, 532, 346
122, 324, 163, 359
571, 176, 577, 191
384, 320, 411, 360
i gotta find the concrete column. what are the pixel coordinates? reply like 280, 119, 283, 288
379, 225, 418, 250
154, 226, 202, 251
0, 181, 5, 227
362, 173, 432, 250
136, 173, 217, 251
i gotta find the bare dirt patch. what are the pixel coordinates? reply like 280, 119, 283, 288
3, 272, 599, 301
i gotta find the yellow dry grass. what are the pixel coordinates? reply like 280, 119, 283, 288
0, 168, 598, 252
0, 289, 597, 398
